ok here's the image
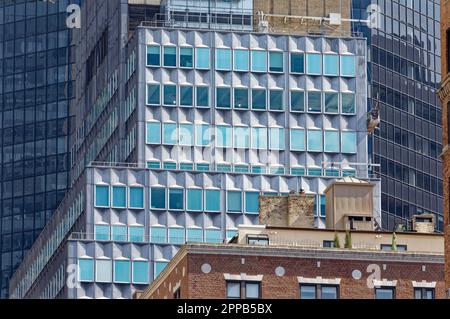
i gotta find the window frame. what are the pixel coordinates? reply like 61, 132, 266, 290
146, 83, 161, 106
129, 186, 144, 209
290, 52, 305, 74
216, 48, 232, 71
375, 287, 396, 299
195, 47, 211, 69
146, 121, 161, 145
179, 85, 194, 107
150, 187, 166, 210
94, 185, 110, 208
168, 188, 184, 211
290, 90, 305, 112
162, 45, 177, 68
233, 49, 249, 72
269, 51, 284, 73
216, 87, 232, 109
179, 46, 194, 69
146, 45, 161, 67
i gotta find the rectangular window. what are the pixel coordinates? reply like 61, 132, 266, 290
96, 260, 112, 283
150, 226, 166, 243
341, 132, 357, 153
324, 92, 339, 113
321, 286, 338, 299
114, 260, 131, 283
291, 91, 304, 112
78, 259, 94, 282
414, 288, 434, 299
216, 87, 231, 109
147, 84, 160, 105
129, 226, 145, 242
180, 162, 194, 171
179, 123, 194, 146
150, 187, 166, 210
196, 163, 210, 171
163, 122, 177, 145
307, 92, 322, 112
146, 45, 160, 66
342, 93, 356, 114
227, 191, 242, 213
180, 47, 193, 68
154, 261, 168, 278
234, 88, 249, 109
216, 48, 231, 71
323, 54, 339, 76
307, 130, 323, 152
169, 188, 184, 210
187, 228, 203, 243
163, 84, 177, 106
245, 192, 259, 214
132, 261, 149, 284
269, 90, 283, 111
234, 126, 250, 149
290, 129, 305, 151
163, 162, 177, 170
235, 165, 249, 173
269, 128, 285, 150
251, 127, 267, 149
251, 89, 267, 110
227, 282, 241, 299
112, 225, 127, 241
168, 227, 185, 245
306, 53, 322, 75
180, 85, 193, 106
196, 47, 210, 69
216, 125, 232, 148
112, 186, 126, 208
95, 185, 109, 207
290, 52, 305, 73
187, 189, 203, 211
375, 287, 395, 299
195, 124, 210, 146
246, 282, 261, 299
129, 187, 144, 209
163, 46, 177, 67
324, 130, 339, 153
234, 49, 249, 71
146, 121, 161, 144
320, 195, 326, 217
300, 285, 316, 299
196, 87, 209, 107
251, 50, 267, 72
205, 229, 222, 243
95, 225, 110, 241
205, 190, 220, 212
269, 51, 283, 72
341, 55, 356, 77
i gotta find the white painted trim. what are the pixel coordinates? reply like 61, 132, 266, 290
224, 273, 263, 282
412, 281, 436, 288
373, 279, 397, 287
297, 276, 341, 285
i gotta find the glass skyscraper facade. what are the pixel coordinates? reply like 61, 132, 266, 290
0, 0, 79, 298
352, 0, 443, 231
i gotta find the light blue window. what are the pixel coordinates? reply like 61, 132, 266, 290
146, 121, 161, 144
179, 123, 194, 146
342, 132, 357, 153
78, 258, 94, 282
269, 51, 283, 72
234, 126, 249, 149
180, 85, 193, 106
132, 261, 149, 284
252, 166, 267, 174
251, 50, 267, 72
291, 167, 305, 176
112, 186, 126, 208
146, 45, 160, 66
320, 195, 326, 217
163, 84, 177, 106
270, 166, 285, 174
147, 84, 160, 105
216, 87, 231, 109
150, 188, 166, 209
205, 190, 220, 212
129, 187, 144, 209
163, 122, 177, 145
290, 52, 305, 73
195, 124, 210, 146
308, 168, 322, 176
96, 260, 112, 283
187, 189, 203, 211
163, 161, 177, 170
307, 130, 323, 152
245, 192, 259, 214
291, 91, 304, 112
147, 161, 161, 169
235, 165, 249, 173
307, 92, 322, 112
323, 54, 339, 76
169, 188, 184, 210
196, 47, 210, 69
234, 49, 249, 71
163, 46, 176, 67
226, 229, 238, 240
217, 164, 232, 172
150, 226, 166, 243
290, 129, 305, 151
180, 47, 193, 68
306, 53, 322, 75
168, 227, 185, 245
187, 228, 203, 242
196, 87, 209, 107
95, 185, 109, 207
216, 125, 232, 148
154, 261, 168, 278
196, 163, 210, 171
341, 55, 356, 77
180, 162, 194, 171
252, 89, 266, 110
326, 169, 340, 177
114, 260, 131, 283
216, 48, 231, 71
234, 88, 249, 109
129, 226, 145, 242
324, 130, 339, 153
227, 191, 242, 213
342, 93, 355, 114
251, 127, 267, 149
95, 225, 110, 241
112, 225, 127, 241
205, 229, 222, 243
343, 169, 356, 177
269, 128, 285, 150
269, 90, 283, 111
324, 93, 339, 113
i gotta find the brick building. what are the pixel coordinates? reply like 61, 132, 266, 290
438, 0, 450, 296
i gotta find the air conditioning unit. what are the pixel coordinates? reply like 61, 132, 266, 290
329, 13, 342, 26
